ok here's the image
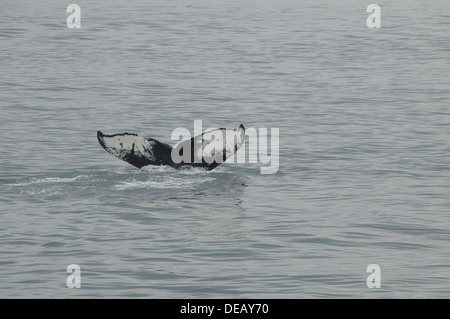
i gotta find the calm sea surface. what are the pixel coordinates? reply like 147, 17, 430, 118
1, 0, 450, 298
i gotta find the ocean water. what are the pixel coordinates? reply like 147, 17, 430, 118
1, 0, 450, 298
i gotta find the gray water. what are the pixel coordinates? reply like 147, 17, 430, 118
1, 0, 450, 298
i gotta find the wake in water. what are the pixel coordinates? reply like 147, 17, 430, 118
113, 166, 217, 190
0, 165, 245, 201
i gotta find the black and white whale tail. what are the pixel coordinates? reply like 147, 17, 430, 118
97, 124, 245, 171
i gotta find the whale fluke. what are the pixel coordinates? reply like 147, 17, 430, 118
97, 124, 245, 171
97, 131, 175, 169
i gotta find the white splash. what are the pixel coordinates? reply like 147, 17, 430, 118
10, 175, 85, 187
114, 176, 215, 190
